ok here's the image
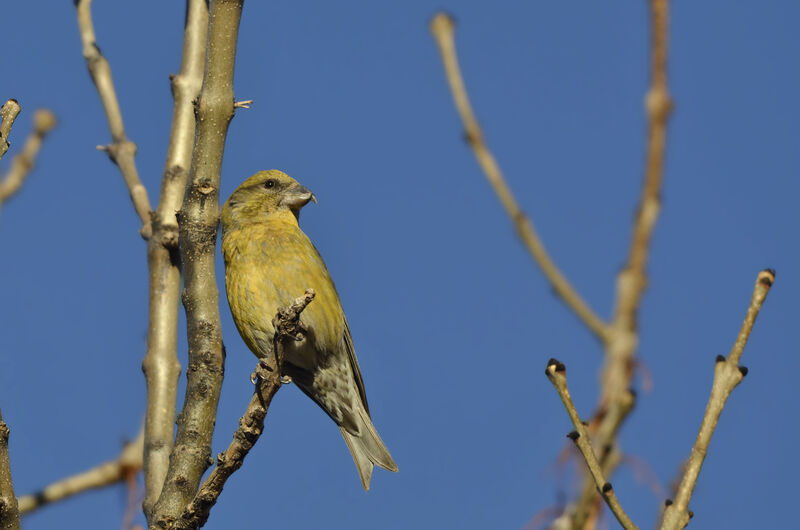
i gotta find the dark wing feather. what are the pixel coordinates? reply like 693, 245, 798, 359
343, 319, 369, 414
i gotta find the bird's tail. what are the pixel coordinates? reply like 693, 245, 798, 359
340, 406, 398, 490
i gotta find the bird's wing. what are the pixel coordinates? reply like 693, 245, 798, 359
343, 318, 370, 415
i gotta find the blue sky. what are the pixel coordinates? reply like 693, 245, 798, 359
1, 1, 798, 529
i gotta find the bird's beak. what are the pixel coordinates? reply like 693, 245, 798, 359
282, 184, 317, 210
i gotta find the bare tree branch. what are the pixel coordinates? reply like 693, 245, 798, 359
429, 13, 610, 344
16, 429, 143, 515
567, 1, 673, 525
152, 1, 245, 527
0, 109, 57, 208
660, 270, 775, 530
172, 290, 316, 530
75, 0, 153, 238
0, 100, 21, 162
545, 360, 638, 530
0, 410, 20, 530
603, 0, 673, 411
142, 0, 209, 520
566, 390, 635, 528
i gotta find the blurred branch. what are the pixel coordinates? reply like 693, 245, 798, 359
142, 0, 208, 521
172, 290, 315, 530
429, 13, 610, 344
75, 0, 153, 238
660, 270, 775, 530
545, 360, 638, 530
152, 1, 245, 527
567, 1, 673, 526
0, 108, 57, 208
603, 0, 673, 410
0, 410, 21, 530
17, 429, 143, 515
0, 100, 21, 161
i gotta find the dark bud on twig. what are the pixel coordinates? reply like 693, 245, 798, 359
715, 354, 726, 363
759, 269, 776, 286
738, 366, 749, 377
546, 358, 566, 374
567, 431, 579, 441
601, 482, 613, 493
664, 499, 673, 506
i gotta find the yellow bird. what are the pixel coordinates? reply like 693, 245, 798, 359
221, 169, 397, 490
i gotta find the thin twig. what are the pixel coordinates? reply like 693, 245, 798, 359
142, 0, 208, 520
0, 409, 21, 530
0, 100, 21, 162
152, 1, 245, 527
429, 13, 609, 344
0, 109, 57, 208
569, 390, 635, 528
660, 270, 775, 530
568, 1, 673, 525
75, 0, 152, 238
545, 360, 638, 530
172, 290, 316, 530
17, 429, 143, 515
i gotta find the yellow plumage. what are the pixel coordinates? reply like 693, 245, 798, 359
221, 169, 397, 489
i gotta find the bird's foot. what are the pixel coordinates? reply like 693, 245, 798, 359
281, 375, 293, 385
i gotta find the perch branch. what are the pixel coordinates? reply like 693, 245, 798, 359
429, 13, 609, 344
171, 290, 316, 530
75, 0, 152, 238
142, 0, 208, 520
0, 410, 20, 530
17, 429, 143, 515
152, 1, 245, 527
660, 270, 774, 530
0, 109, 57, 207
545, 359, 638, 530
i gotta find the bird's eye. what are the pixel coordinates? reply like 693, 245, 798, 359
264, 179, 276, 189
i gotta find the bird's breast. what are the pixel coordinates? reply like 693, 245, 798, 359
222, 222, 346, 360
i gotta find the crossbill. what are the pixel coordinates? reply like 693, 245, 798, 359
220, 170, 397, 490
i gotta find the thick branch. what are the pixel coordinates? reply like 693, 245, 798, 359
0, 410, 20, 530
152, 1, 245, 527
0, 109, 57, 207
0, 100, 21, 162
172, 291, 315, 530
142, 0, 208, 520
545, 360, 638, 530
17, 429, 143, 515
660, 270, 774, 530
75, 0, 153, 238
429, 13, 609, 343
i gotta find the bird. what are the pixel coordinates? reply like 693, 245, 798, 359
220, 169, 397, 490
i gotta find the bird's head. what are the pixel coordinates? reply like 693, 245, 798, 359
221, 170, 317, 230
